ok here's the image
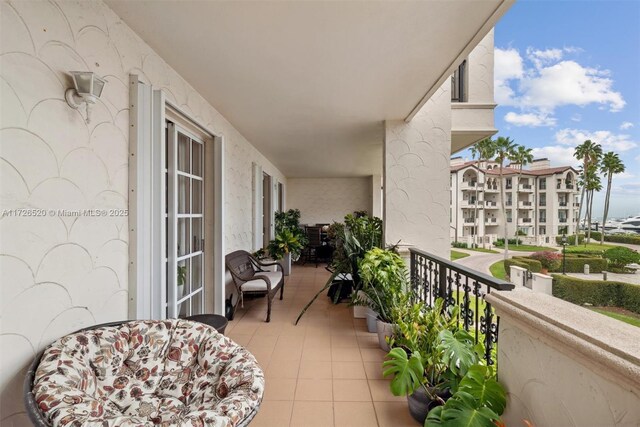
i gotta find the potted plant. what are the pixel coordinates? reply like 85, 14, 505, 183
383, 298, 485, 423
529, 251, 562, 274
295, 213, 383, 325
267, 209, 308, 275
353, 247, 407, 350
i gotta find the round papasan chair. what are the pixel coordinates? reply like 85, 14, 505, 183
24, 319, 264, 427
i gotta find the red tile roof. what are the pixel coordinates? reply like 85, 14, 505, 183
450, 162, 576, 176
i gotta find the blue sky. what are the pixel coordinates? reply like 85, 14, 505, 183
459, 0, 640, 218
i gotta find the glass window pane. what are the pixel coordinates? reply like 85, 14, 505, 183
178, 176, 190, 214
191, 289, 204, 316
177, 258, 190, 315
178, 133, 190, 173
192, 179, 202, 214
178, 218, 190, 256
192, 141, 203, 178
192, 254, 203, 292
192, 218, 203, 252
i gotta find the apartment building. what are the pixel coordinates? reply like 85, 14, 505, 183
450, 158, 581, 245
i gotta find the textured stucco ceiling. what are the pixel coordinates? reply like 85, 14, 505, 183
107, 0, 510, 177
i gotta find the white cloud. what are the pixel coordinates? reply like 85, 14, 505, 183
530, 146, 579, 167
494, 48, 524, 106
611, 182, 640, 196
616, 171, 636, 180
571, 114, 582, 122
504, 111, 556, 127
520, 61, 625, 112
495, 46, 626, 128
620, 121, 634, 130
555, 128, 638, 152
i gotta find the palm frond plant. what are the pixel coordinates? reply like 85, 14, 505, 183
493, 136, 517, 260
510, 144, 533, 245
599, 152, 625, 245
574, 140, 603, 246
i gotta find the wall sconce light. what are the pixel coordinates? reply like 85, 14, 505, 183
65, 71, 106, 124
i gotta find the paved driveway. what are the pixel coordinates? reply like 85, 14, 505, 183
452, 247, 536, 276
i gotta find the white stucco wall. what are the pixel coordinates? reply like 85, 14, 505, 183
384, 81, 451, 257
467, 29, 494, 104
0, 1, 284, 423
287, 177, 373, 225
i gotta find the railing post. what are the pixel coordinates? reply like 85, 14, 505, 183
438, 262, 448, 300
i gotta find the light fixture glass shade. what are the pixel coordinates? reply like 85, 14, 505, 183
69, 71, 106, 100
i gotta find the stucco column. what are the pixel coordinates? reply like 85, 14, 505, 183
383, 82, 451, 258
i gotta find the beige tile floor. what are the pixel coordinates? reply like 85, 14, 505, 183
226, 265, 418, 427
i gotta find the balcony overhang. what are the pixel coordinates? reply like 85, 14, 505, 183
451, 102, 498, 154
106, 0, 513, 177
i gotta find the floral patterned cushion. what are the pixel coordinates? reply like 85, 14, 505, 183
33, 319, 264, 426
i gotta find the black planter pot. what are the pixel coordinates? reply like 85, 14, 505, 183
407, 386, 451, 424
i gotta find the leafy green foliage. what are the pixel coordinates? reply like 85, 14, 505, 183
268, 209, 307, 259
603, 247, 640, 268
552, 275, 640, 314
529, 251, 562, 270
590, 231, 640, 245
382, 348, 424, 396
425, 366, 506, 427
556, 234, 585, 245
437, 330, 480, 378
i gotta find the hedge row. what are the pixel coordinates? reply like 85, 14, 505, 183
552, 257, 607, 273
589, 231, 640, 245
552, 275, 640, 314
511, 256, 542, 272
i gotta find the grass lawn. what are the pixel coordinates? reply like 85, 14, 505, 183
468, 247, 500, 254
563, 243, 620, 253
489, 260, 506, 280
451, 250, 470, 261
500, 244, 557, 252
589, 307, 640, 328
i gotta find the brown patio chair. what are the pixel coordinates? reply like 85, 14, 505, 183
225, 250, 284, 322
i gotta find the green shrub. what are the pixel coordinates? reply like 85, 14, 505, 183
451, 241, 468, 249
553, 257, 607, 273
552, 275, 640, 314
564, 246, 607, 256
603, 247, 640, 268
494, 238, 522, 247
555, 234, 584, 245
511, 256, 542, 272
590, 231, 640, 245
504, 259, 531, 276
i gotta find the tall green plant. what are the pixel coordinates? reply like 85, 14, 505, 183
574, 140, 603, 246
494, 136, 517, 260
294, 213, 383, 324
600, 152, 625, 245
510, 145, 533, 245
269, 209, 308, 260
470, 138, 496, 248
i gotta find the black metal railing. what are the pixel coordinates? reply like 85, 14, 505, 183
409, 248, 514, 367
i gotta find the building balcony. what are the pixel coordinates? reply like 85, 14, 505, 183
451, 102, 498, 153
506, 200, 513, 206
485, 217, 498, 225
556, 183, 575, 192
574, 202, 580, 207
539, 217, 547, 223
461, 199, 482, 208
559, 218, 568, 223
518, 217, 533, 225
485, 185, 499, 192
485, 200, 498, 208
518, 184, 533, 192
464, 217, 475, 224
539, 201, 547, 207
518, 201, 533, 209
461, 181, 477, 189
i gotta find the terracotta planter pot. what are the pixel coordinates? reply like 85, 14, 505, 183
376, 319, 394, 351
407, 386, 452, 424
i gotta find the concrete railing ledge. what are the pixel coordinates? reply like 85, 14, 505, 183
486, 288, 640, 389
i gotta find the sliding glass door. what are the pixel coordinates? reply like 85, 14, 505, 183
166, 122, 205, 318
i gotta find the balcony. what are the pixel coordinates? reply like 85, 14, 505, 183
461, 199, 482, 208
464, 217, 475, 224
518, 201, 533, 209
518, 217, 533, 225
557, 183, 575, 192
559, 218, 568, 223
485, 200, 498, 208
506, 200, 513, 206
539, 217, 547, 223
485, 185, 499, 192
485, 217, 498, 225
559, 201, 568, 207
461, 181, 477, 190
539, 201, 547, 207
574, 202, 580, 207
518, 184, 533, 192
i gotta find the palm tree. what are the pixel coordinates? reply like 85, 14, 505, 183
599, 152, 625, 245
494, 136, 517, 260
573, 140, 603, 245
584, 164, 602, 243
510, 145, 534, 245
470, 138, 496, 248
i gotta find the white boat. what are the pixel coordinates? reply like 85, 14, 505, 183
619, 215, 640, 234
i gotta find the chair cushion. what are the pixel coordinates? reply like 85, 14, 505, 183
33, 319, 264, 426
241, 271, 282, 292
